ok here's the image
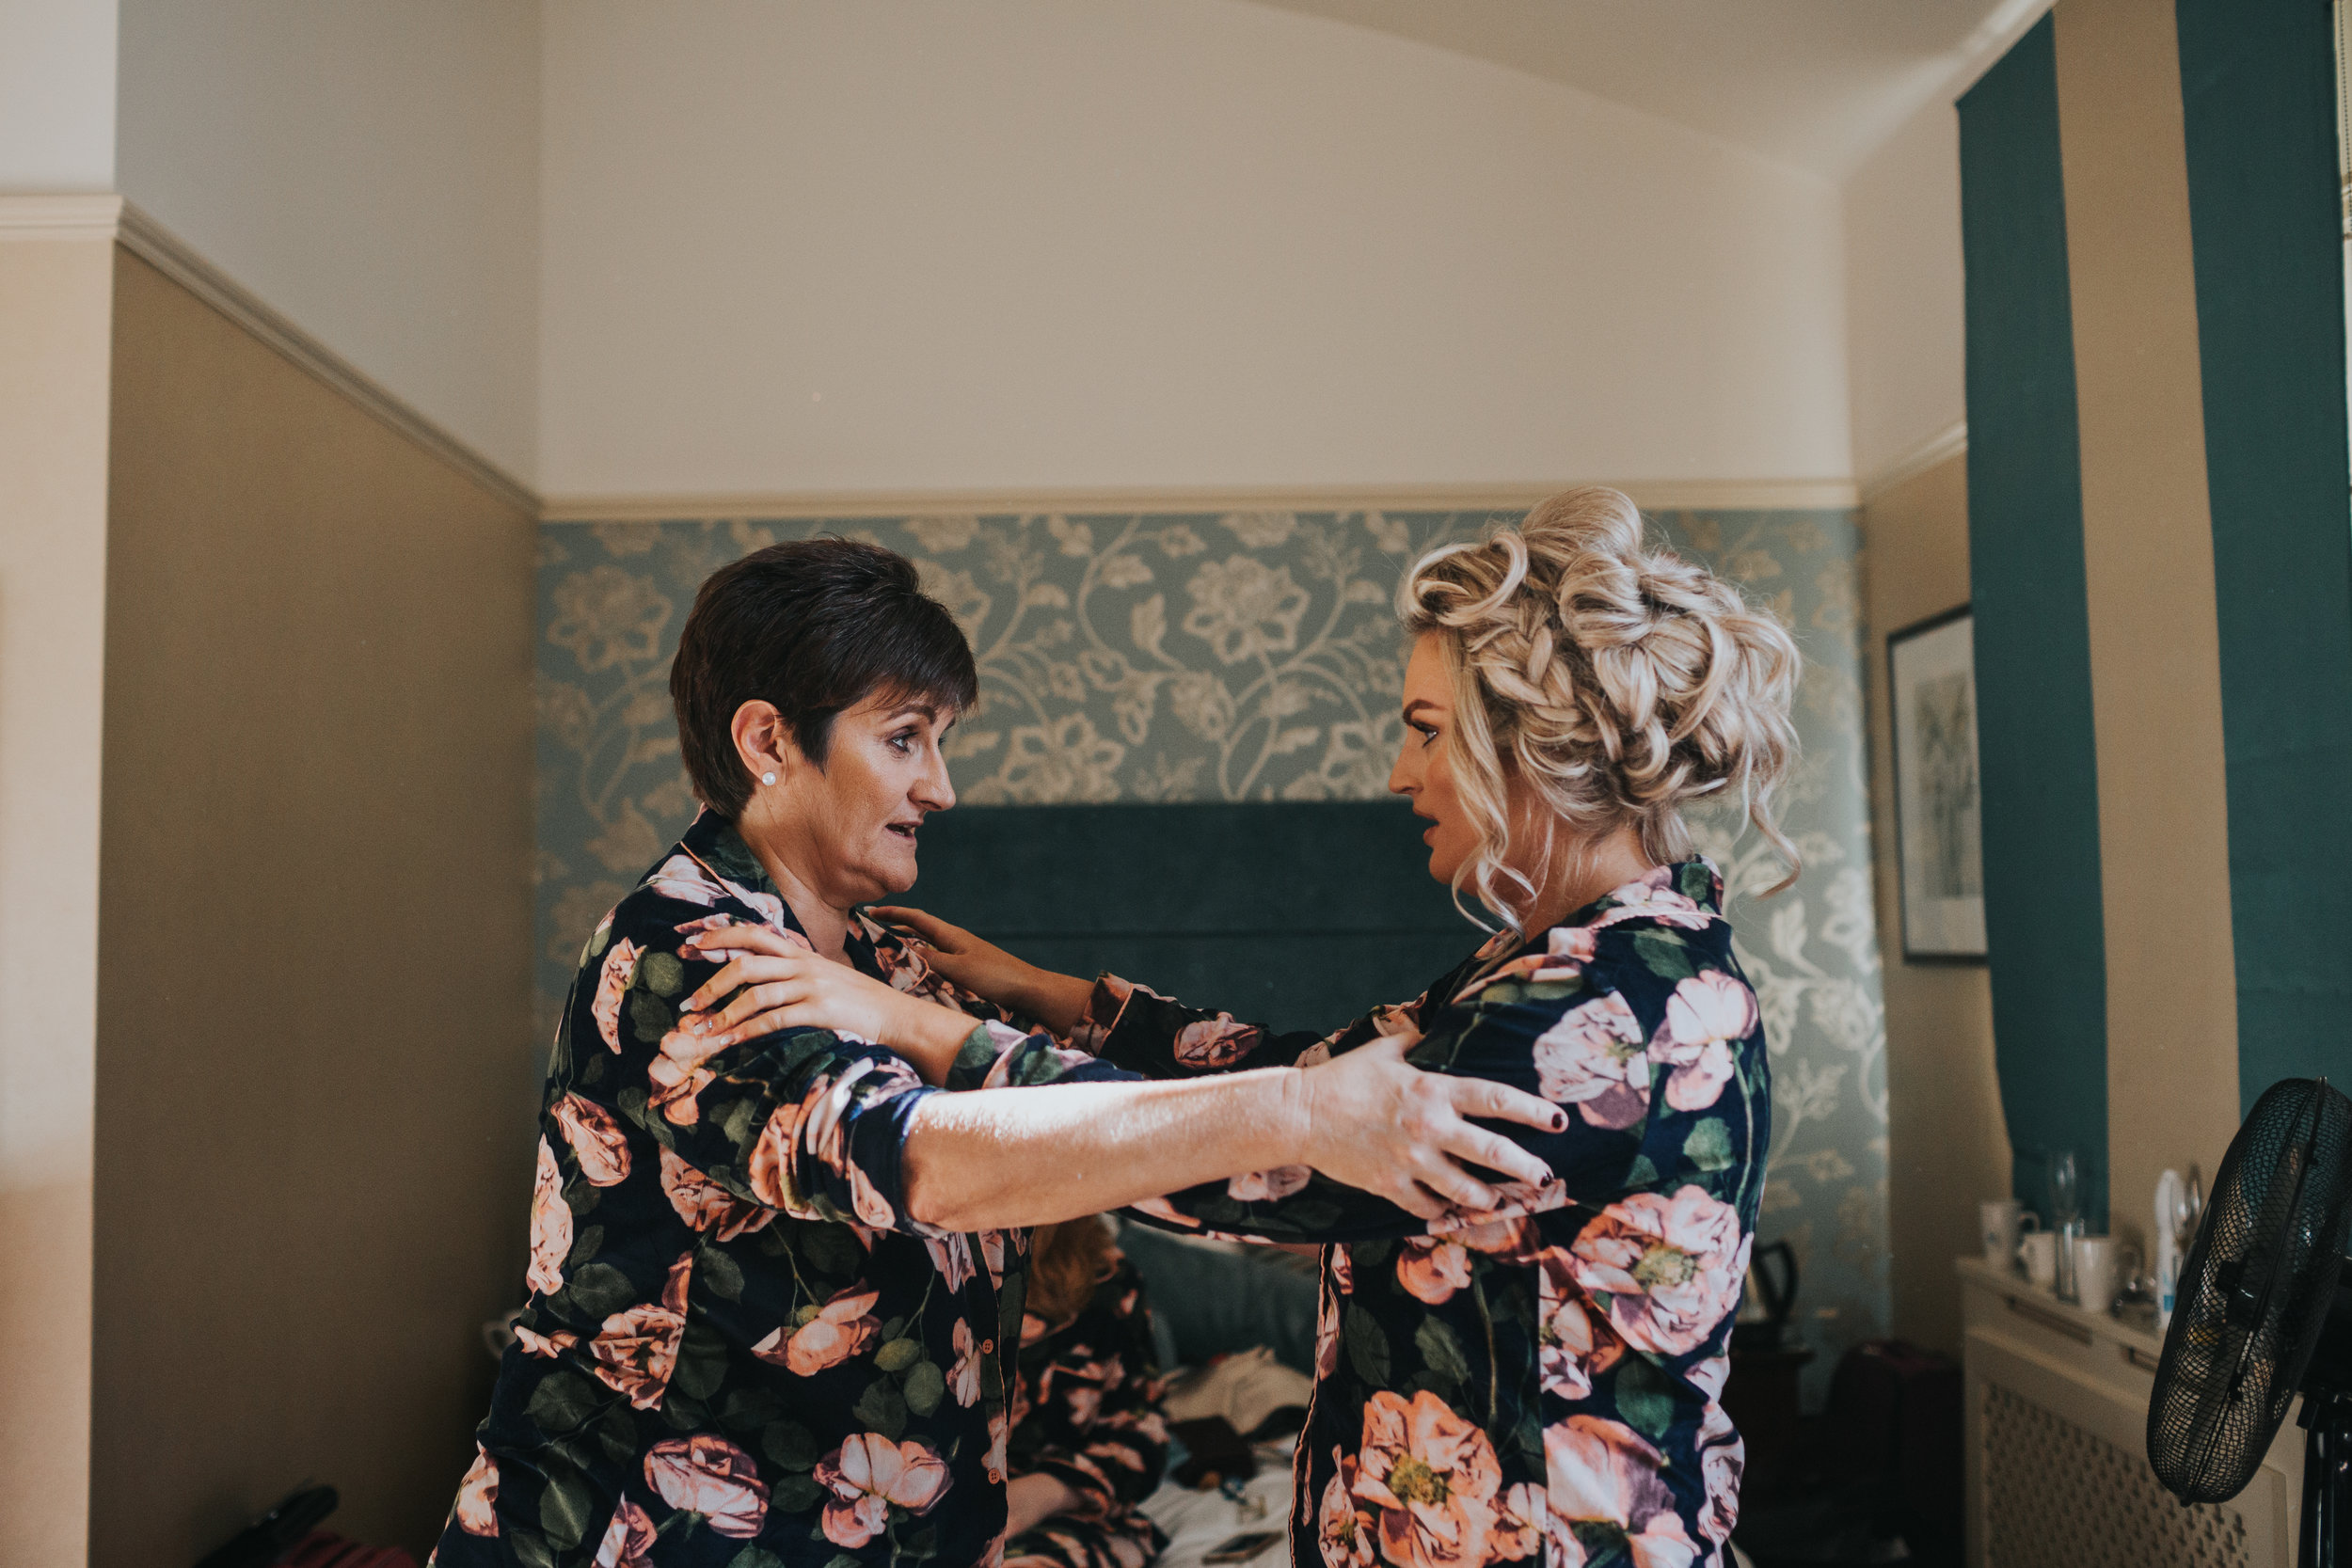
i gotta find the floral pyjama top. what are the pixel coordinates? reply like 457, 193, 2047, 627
1001, 1254, 1168, 1568
1086, 860, 1767, 1568
430, 811, 1136, 1568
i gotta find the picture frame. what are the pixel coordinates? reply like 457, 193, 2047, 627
1887, 604, 1988, 961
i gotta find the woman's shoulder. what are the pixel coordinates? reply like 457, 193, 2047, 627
1445, 860, 1745, 1021
591, 825, 797, 955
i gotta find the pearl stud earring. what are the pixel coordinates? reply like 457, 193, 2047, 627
761, 771, 777, 785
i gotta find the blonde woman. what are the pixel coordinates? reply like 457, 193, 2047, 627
700, 490, 1798, 1567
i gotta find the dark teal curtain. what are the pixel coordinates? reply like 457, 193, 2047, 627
1958, 14, 2111, 1227
2175, 0, 2352, 1108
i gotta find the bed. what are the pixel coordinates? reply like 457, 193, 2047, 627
1138, 1438, 1300, 1568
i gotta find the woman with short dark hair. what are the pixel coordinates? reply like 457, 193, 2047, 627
430, 539, 1564, 1568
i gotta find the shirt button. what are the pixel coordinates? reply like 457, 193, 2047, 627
981, 1338, 994, 1354
988, 1469, 1002, 1483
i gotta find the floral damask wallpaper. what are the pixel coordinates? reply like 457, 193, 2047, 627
535, 505, 1888, 1395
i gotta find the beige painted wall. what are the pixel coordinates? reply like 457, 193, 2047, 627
88, 252, 537, 1565
540, 0, 1850, 499
1863, 451, 2010, 1357
1842, 93, 1966, 488
0, 232, 113, 1568
116, 0, 542, 480
0, 0, 116, 187
2051, 0, 2241, 1263
1837, 0, 2056, 491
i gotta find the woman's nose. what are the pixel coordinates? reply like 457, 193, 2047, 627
917, 751, 956, 811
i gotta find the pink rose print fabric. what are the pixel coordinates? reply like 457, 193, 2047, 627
999, 1253, 1171, 1568
1532, 991, 1649, 1130
453, 1449, 499, 1537
1395, 1237, 1472, 1305
1353, 1387, 1530, 1567
757, 1285, 882, 1375
644, 1433, 771, 1538
431, 811, 1136, 1568
526, 1138, 571, 1297
1087, 860, 1767, 1568
1568, 1187, 1751, 1358
588, 1499, 653, 1568
1228, 1164, 1311, 1203
1650, 973, 1757, 1114
551, 1093, 632, 1186
815, 1432, 949, 1547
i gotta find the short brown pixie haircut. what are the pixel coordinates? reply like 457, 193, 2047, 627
669, 538, 978, 819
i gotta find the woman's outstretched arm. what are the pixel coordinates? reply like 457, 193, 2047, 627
672, 926, 1565, 1227
898, 1034, 1561, 1231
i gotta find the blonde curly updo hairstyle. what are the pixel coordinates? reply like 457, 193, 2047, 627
1399, 486, 1802, 926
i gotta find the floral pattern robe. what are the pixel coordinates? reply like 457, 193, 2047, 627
430, 811, 1132, 1568
1001, 1256, 1169, 1568
1089, 862, 1766, 1568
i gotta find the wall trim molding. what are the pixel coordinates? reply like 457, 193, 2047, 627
0, 193, 539, 515
543, 476, 1859, 523
0, 191, 126, 240
112, 202, 540, 515
4, 197, 1864, 528
1861, 420, 1969, 503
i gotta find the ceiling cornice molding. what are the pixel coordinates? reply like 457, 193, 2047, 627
0, 193, 539, 515
1860, 420, 1969, 504
542, 477, 1858, 525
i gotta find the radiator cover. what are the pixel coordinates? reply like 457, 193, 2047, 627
1958, 1257, 2300, 1567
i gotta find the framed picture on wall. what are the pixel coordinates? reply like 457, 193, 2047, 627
1889, 605, 1988, 961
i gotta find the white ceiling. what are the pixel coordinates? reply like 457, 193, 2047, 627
1241, 0, 2048, 180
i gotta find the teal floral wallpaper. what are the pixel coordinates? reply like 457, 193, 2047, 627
534, 505, 1887, 1397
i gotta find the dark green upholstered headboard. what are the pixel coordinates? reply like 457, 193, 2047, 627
896, 802, 1484, 1037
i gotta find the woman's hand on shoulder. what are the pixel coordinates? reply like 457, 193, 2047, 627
865, 906, 1092, 1035
1295, 1035, 1565, 1221
677, 924, 976, 1085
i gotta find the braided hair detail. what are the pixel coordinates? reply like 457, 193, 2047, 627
1398, 487, 1802, 926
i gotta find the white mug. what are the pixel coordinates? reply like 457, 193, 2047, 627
2019, 1229, 2059, 1291
1982, 1199, 2038, 1270
2074, 1235, 2138, 1315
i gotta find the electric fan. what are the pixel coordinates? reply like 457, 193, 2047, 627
2147, 1077, 2352, 1567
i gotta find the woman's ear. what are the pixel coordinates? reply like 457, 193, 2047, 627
730, 700, 796, 792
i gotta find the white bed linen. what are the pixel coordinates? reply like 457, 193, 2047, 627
1136, 1439, 1297, 1568
1130, 1436, 1761, 1568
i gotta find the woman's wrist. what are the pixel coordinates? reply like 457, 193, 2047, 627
1276, 1065, 1320, 1170
1015, 968, 1095, 1037
885, 992, 991, 1085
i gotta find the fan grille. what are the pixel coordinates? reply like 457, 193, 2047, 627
2148, 1078, 2352, 1503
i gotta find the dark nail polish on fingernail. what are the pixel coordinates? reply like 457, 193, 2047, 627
1551, 1113, 1566, 1130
